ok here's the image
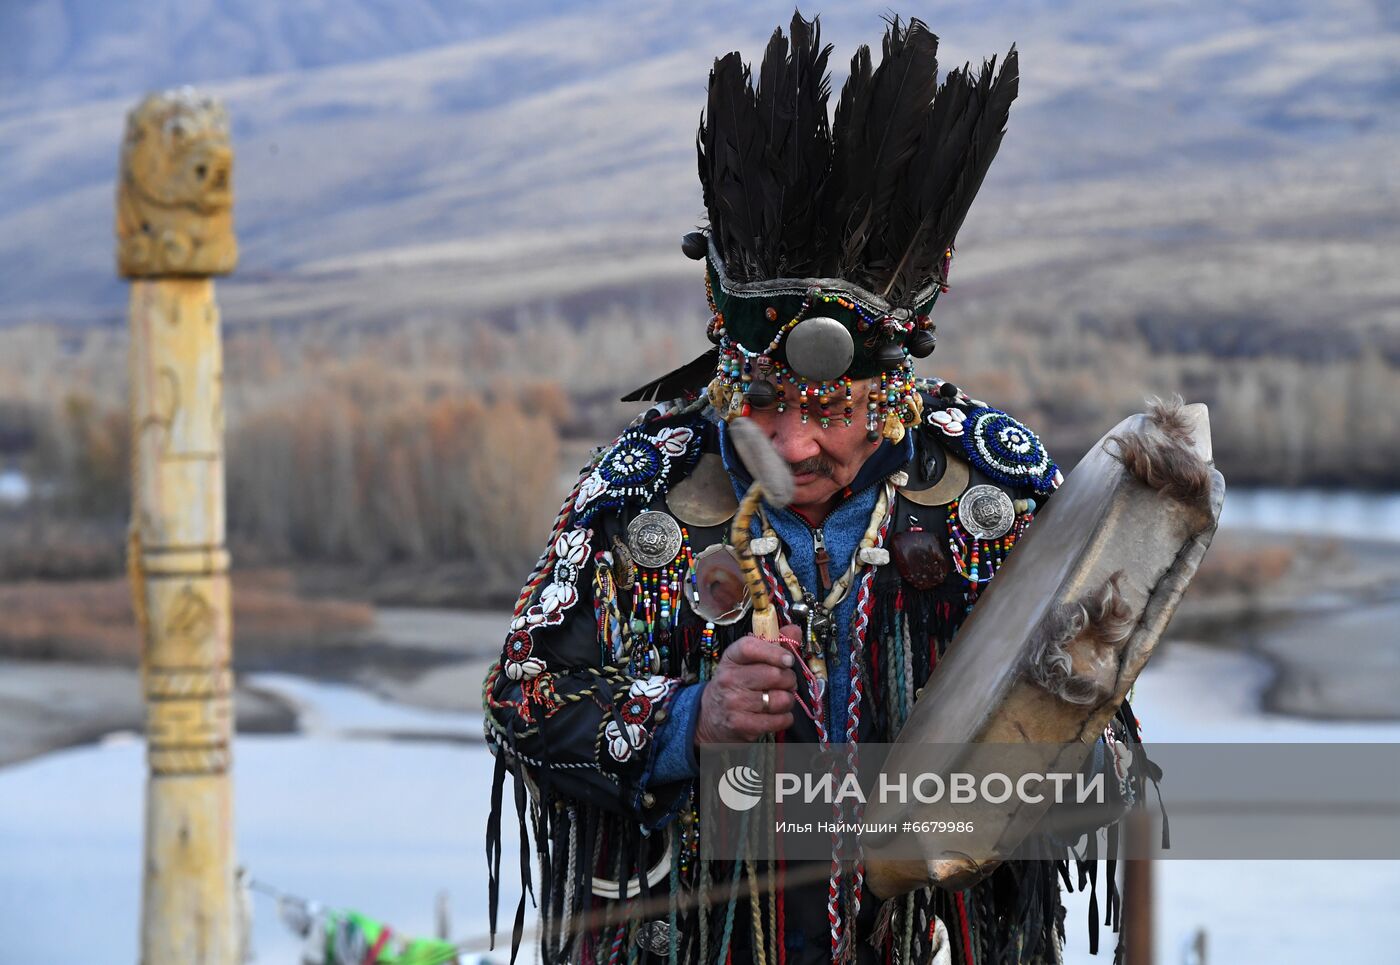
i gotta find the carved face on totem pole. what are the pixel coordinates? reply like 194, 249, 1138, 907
116, 88, 237, 277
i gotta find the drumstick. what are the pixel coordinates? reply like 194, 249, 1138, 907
726, 418, 794, 644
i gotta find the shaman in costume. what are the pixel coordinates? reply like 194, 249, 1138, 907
484, 14, 1158, 964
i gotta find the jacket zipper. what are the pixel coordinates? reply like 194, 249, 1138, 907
812, 526, 832, 592
788, 473, 892, 592
781, 475, 893, 736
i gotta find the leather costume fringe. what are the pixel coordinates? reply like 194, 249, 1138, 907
486, 583, 1157, 964
859, 585, 1159, 965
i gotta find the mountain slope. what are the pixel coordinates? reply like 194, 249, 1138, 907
0, 0, 1396, 332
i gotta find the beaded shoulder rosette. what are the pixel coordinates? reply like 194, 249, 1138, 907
573, 420, 704, 525
958, 406, 1062, 496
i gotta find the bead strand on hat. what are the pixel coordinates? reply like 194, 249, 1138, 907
707, 299, 923, 440
704, 269, 726, 344
868, 363, 923, 444
866, 380, 881, 441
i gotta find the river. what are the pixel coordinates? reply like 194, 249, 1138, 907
1219, 487, 1400, 542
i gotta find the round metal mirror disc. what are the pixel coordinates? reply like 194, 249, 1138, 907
686, 544, 752, 625
627, 511, 684, 568
901, 455, 971, 507
785, 316, 855, 382
957, 484, 1016, 540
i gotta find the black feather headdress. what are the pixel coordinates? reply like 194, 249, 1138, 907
699, 12, 1017, 301
699, 11, 834, 282
625, 11, 1017, 418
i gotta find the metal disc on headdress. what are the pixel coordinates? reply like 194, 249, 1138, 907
627, 510, 684, 568
685, 544, 752, 625
956, 484, 1016, 540
784, 316, 854, 382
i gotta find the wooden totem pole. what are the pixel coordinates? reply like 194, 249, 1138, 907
118, 87, 240, 964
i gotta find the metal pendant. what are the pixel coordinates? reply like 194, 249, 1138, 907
784, 316, 855, 382
686, 543, 752, 625
627, 511, 684, 568
611, 534, 637, 589
957, 484, 1016, 540
809, 601, 835, 650
635, 920, 674, 956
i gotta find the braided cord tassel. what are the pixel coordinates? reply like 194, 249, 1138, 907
827, 483, 897, 963
836, 565, 874, 964
718, 738, 768, 965
608, 922, 627, 965
562, 809, 578, 961
767, 775, 780, 965
759, 555, 794, 624
901, 611, 915, 726
698, 847, 711, 965
831, 566, 877, 963
841, 500, 893, 962
716, 810, 750, 965
668, 822, 681, 965
827, 845, 844, 962
746, 856, 767, 965
890, 608, 905, 732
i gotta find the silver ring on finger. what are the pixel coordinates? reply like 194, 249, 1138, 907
762, 690, 771, 713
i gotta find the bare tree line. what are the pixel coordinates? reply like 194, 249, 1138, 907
2, 299, 1398, 584
0, 322, 568, 582
226, 367, 561, 573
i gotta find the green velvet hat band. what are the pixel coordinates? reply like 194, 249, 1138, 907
705, 250, 941, 381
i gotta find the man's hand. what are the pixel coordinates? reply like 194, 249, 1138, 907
695, 625, 801, 744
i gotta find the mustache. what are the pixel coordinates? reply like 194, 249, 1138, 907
788, 456, 836, 479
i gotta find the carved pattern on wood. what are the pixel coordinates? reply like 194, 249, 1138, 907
139, 365, 179, 455
163, 584, 215, 647
146, 668, 232, 700
117, 88, 237, 278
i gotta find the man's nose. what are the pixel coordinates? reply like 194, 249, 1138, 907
768, 417, 823, 463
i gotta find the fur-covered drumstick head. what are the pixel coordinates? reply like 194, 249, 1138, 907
727, 417, 794, 510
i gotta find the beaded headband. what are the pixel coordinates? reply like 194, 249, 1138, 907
698, 233, 928, 443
